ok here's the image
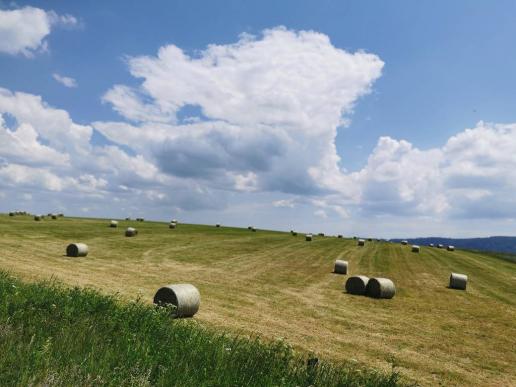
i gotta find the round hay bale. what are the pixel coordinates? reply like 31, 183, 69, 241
66, 243, 88, 257
447, 245, 455, 251
34, 215, 41, 221
357, 239, 365, 246
334, 260, 348, 274
251, 227, 256, 232
125, 227, 138, 237
401, 240, 408, 245
51, 214, 57, 220
366, 278, 396, 299
437, 244, 444, 249
216, 224, 221, 227
110, 220, 118, 228
345, 275, 370, 295
337, 235, 343, 239
449, 272, 467, 290
429, 243, 434, 247
305, 234, 312, 241
169, 222, 176, 229
411, 245, 420, 253
153, 284, 200, 317
9, 212, 15, 216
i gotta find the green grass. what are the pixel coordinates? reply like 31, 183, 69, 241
0, 272, 400, 386
0, 214, 515, 386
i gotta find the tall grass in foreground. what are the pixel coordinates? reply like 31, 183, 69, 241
0, 272, 401, 386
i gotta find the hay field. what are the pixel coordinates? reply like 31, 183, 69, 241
1, 214, 515, 386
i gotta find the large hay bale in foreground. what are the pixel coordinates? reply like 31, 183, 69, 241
447, 245, 455, 251
449, 273, 467, 290
110, 220, 118, 228
345, 275, 370, 295
66, 243, 89, 257
153, 284, 200, 317
334, 260, 348, 274
125, 227, 138, 237
366, 278, 396, 299
357, 239, 365, 246
411, 245, 420, 253
305, 234, 312, 241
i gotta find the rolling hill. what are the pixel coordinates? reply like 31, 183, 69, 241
0, 214, 515, 386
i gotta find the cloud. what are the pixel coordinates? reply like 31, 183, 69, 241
52, 73, 77, 88
348, 121, 516, 220
2, 27, 516, 233
98, 27, 384, 196
0, 6, 77, 57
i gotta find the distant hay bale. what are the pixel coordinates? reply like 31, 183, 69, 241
411, 245, 420, 253
366, 278, 396, 299
58, 213, 64, 217
291, 230, 298, 236
136, 218, 144, 222
334, 260, 348, 274
252, 227, 256, 232
318, 233, 325, 237
171, 219, 178, 224
357, 239, 365, 246
345, 275, 370, 295
34, 215, 41, 221
125, 227, 138, 237
337, 235, 343, 239
66, 243, 88, 257
51, 214, 57, 220
401, 240, 408, 245
125, 217, 131, 221
437, 244, 444, 249
9, 212, 14, 216
447, 245, 455, 251
110, 220, 118, 228
153, 284, 200, 318
429, 243, 434, 247
169, 222, 176, 229
449, 273, 467, 290
305, 234, 312, 242
367, 238, 372, 242
47, 213, 52, 217
247, 226, 252, 230
216, 224, 221, 227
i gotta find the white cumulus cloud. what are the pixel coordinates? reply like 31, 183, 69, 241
0, 6, 77, 57
52, 73, 77, 88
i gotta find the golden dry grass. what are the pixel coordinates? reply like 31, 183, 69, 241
1, 214, 515, 386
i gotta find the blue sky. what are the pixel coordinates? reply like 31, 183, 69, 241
1, 1, 516, 237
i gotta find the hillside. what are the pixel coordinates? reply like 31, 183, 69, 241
0, 214, 515, 386
390, 236, 516, 257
